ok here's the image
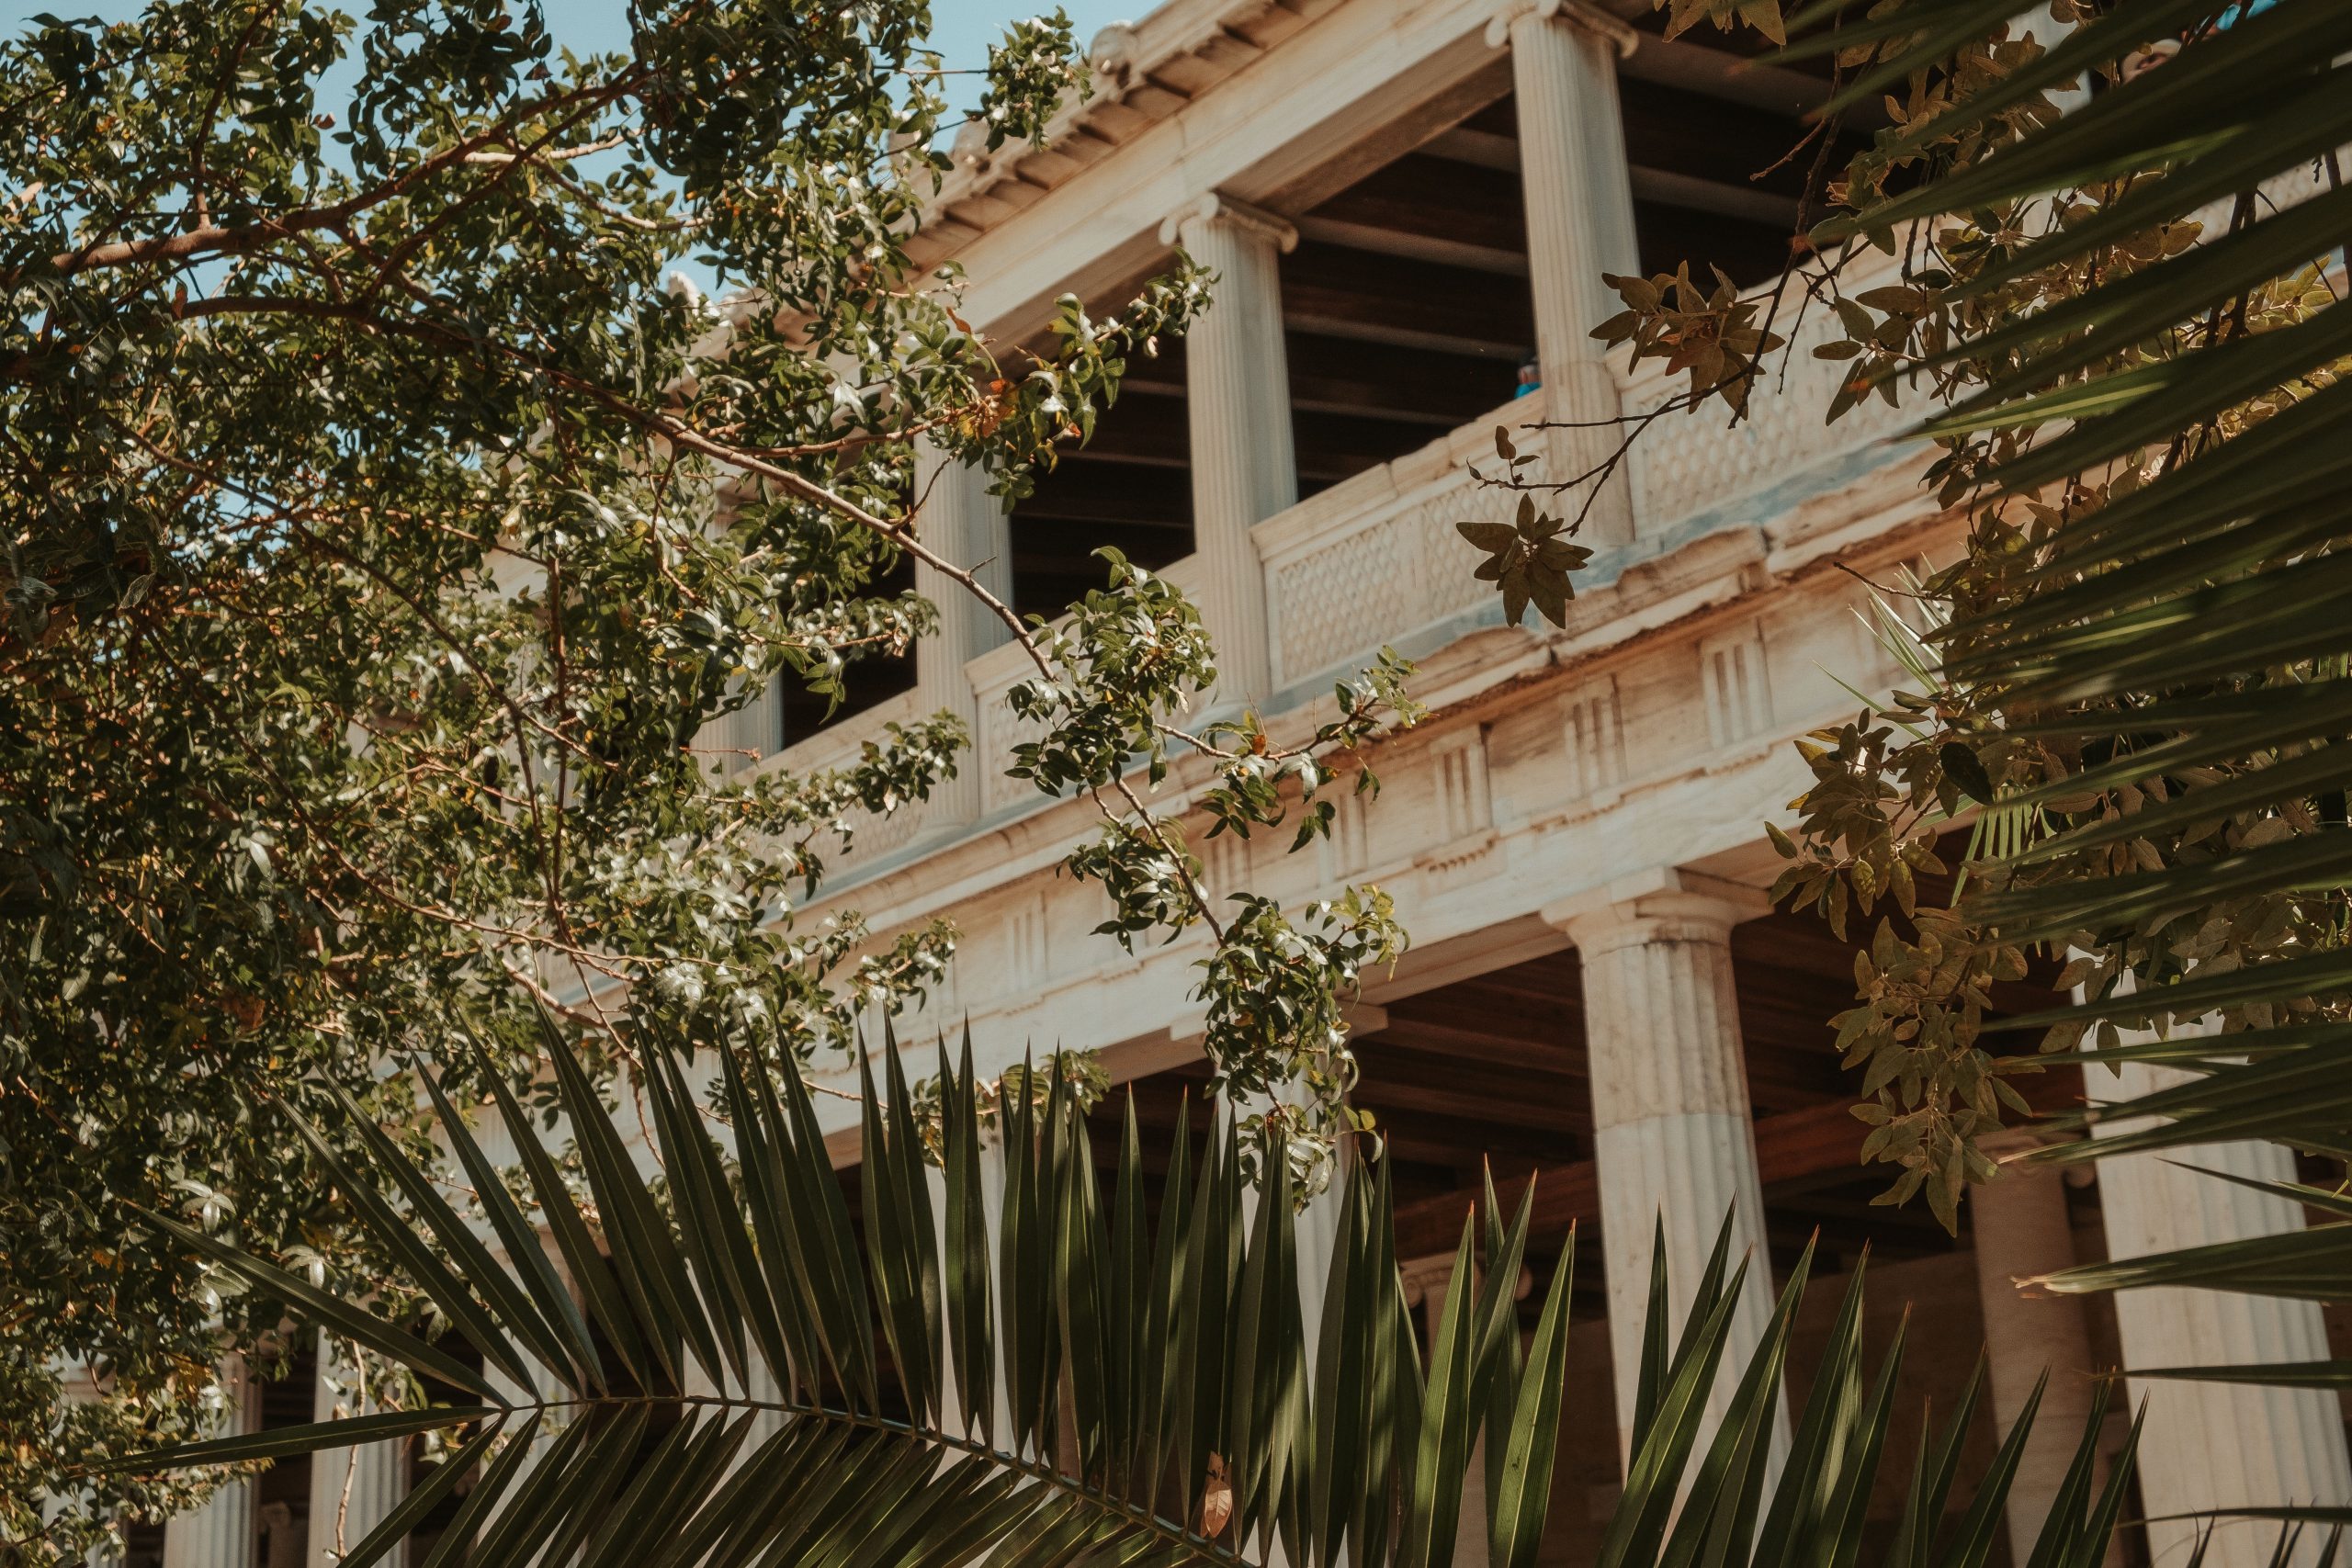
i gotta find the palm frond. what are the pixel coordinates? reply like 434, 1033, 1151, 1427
104, 1003, 2141, 1565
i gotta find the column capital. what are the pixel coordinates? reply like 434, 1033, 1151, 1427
1541, 866, 1770, 951
1486, 0, 1642, 56
1159, 190, 1299, 254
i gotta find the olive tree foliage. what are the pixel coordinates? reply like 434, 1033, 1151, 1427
0, 1, 1411, 1545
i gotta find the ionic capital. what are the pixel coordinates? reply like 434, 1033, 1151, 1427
1485, 0, 1643, 56
1158, 190, 1299, 254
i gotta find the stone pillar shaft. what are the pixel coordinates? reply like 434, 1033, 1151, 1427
1558, 883, 1783, 1466
305, 1336, 409, 1566
163, 1355, 259, 1568
912, 441, 1011, 824
1971, 1139, 2119, 1567
1497, 0, 1640, 547
1162, 193, 1297, 703
2096, 1057, 2352, 1568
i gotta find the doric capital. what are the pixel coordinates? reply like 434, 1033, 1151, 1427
1158, 190, 1300, 254
1486, 0, 1643, 56
1540, 865, 1770, 953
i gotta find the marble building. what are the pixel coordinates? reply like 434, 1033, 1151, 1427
157, 0, 2350, 1563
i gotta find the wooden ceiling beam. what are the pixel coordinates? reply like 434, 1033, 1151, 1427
1391, 1068, 2086, 1258
1281, 241, 1535, 359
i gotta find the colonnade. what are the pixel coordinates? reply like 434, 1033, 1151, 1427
907, 0, 1648, 740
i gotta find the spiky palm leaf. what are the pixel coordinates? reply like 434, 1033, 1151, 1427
97, 1007, 2131, 1566
1767, 0, 2352, 1368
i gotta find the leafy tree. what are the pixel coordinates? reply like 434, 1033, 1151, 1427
91, 1005, 2136, 1568
0, 1, 1412, 1543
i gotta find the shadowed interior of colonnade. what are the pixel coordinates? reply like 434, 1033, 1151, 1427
1084, 862, 2135, 1568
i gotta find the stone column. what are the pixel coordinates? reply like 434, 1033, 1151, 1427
1548, 872, 1786, 1467
163, 1354, 260, 1568
1971, 1135, 2120, 1567
1159, 192, 1298, 704
2094, 1055, 2352, 1568
305, 1335, 409, 1565
1490, 0, 1642, 547
912, 439, 1012, 825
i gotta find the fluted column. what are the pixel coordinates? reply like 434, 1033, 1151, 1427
1159, 191, 1297, 704
912, 439, 1012, 824
2094, 1055, 2352, 1568
1971, 1135, 2120, 1568
304, 1336, 408, 1565
1491, 0, 1641, 547
163, 1354, 259, 1568
1551, 873, 1785, 1466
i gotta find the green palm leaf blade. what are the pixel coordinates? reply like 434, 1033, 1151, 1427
1132, 1089, 1194, 1518
1487, 1230, 1575, 1568
1000, 1050, 1053, 1458
280, 1089, 540, 1399
1935, 1371, 2048, 1568
1360, 1156, 1414, 1568
140, 1209, 501, 1401
1889, 1354, 1986, 1568
83, 1405, 493, 1474
1815, 4, 2352, 243
1594, 1251, 1756, 1568
1106, 1088, 1150, 1486
886, 1028, 945, 1425
1308, 1159, 1379, 1568
1631, 1215, 1673, 1457
537, 1012, 715, 1388
769, 1030, 883, 1412
1825, 1312, 1912, 1568
469, 1034, 655, 1393
455, 1410, 603, 1568
1751, 1245, 1862, 1568
1475, 1167, 1536, 1518
714, 1040, 828, 1404
2035, 1219, 2352, 1303
858, 1026, 941, 1423
1920, 182, 2352, 408
2060, 1403, 2145, 1568
1398, 1213, 1483, 1568
1970, 304, 2352, 495
1054, 1069, 1114, 1483
2032, 1053, 2352, 1165
416, 1060, 605, 1393
695, 1423, 862, 1568
1781, 0, 2054, 124
1996, 738, 2352, 871
1995, 948, 2352, 1037
942, 1031, 999, 1442
540, 1407, 669, 1567
639, 1417, 813, 1568
413, 1410, 546, 1568
2019, 1378, 2115, 1568
640, 1042, 763, 1394
1170, 1109, 1242, 1536
1659, 1237, 1816, 1568
327, 1418, 504, 1568
1226, 1130, 1301, 1546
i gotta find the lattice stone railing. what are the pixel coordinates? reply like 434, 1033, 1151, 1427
1258, 265, 1925, 691
1256, 389, 1551, 692
1621, 282, 1914, 540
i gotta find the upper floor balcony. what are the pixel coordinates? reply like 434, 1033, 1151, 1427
705, 0, 1924, 899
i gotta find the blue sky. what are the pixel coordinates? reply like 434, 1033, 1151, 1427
6, 3, 1142, 289
6, 4, 1141, 120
